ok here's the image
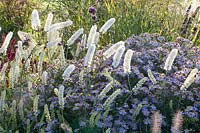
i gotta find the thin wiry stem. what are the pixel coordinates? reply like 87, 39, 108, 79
127, 74, 131, 90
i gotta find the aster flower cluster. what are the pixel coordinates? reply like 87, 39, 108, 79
23, 33, 199, 132
68, 33, 200, 132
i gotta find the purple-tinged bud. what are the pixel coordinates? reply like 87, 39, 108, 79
88, 6, 97, 14
91, 15, 97, 21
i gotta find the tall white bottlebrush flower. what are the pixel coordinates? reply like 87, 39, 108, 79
0, 32, 13, 53
132, 77, 148, 92
87, 25, 97, 48
94, 32, 100, 46
28, 81, 32, 91
41, 71, 48, 85
46, 30, 60, 60
38, 50, 45, 73
25, 58, 31, 71
54, 88, 58, 96
18, 31, 33, 42
62, 64, 75, 80
105, 128, 111, 133
47, 30, 59, 43
60, 123, 73, 133
79, 70, 85, 85
103, 89, 121, 108
17, 41, 23, 51
44, 104, 51, 123
18, 31, 36, 53
134, 103, 143, 117
0, 62, 8, 81
0, 27, 1, 32
103, 41, 125, 59
180, 68, 199, 90
171, 111, 183, 133
189, 0, 200, 17
59, 45, 66, 66
112, 44, 125, 68
33, 95, 39, 116
28, 42, 37, 56
67, 28, 84, 46
31, 9, 41, 31
19, 98, 24, 119
44, 12, 53, 32
99, 18, 116, 34
23, 49, 29, 60
123, 49, 133, 73
151, 111, 162, 133
164, 49, 178, 71
11, 100, 17, 123
48, 20, 73, 32
75, 42, 81, 58
81, 34, 87, 49
0, 90, 6, 111
33, 45, 44, 57
46, 37, 61, 47
58, 85, 65, 109
89, 111, 101, 127
9, 62, 18, 88
84, 45, 96, 67
15, 41, 23, 62
98, 81, 114, 99
14, 63, 20, 84
50, 102, 55, 120
147, 69, 157, 84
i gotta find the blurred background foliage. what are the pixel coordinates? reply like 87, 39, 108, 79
41, 0, 187, 46
0, 0, 200, 46
0, 0, 42, 35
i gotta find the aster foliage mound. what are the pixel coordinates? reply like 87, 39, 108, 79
91, 33, 200, 132
66, 33, 199, 132
31, 33, 200, 132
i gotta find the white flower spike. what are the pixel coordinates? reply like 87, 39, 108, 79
62, 64, 76, 80
31, 9, 41, 31
99, 18, 116, 34
164, 49, 178, 71
123, 49, 133, 73
112, 44, 125, 68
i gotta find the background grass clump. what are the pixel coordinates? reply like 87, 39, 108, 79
0, 0, 41, 34
40, 0, 190, 45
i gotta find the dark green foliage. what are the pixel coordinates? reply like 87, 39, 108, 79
0, 0, 39, 35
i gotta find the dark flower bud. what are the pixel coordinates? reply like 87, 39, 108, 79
91, 15, 97, 21
88, 6, 97, 14
75, 37, 81, 44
